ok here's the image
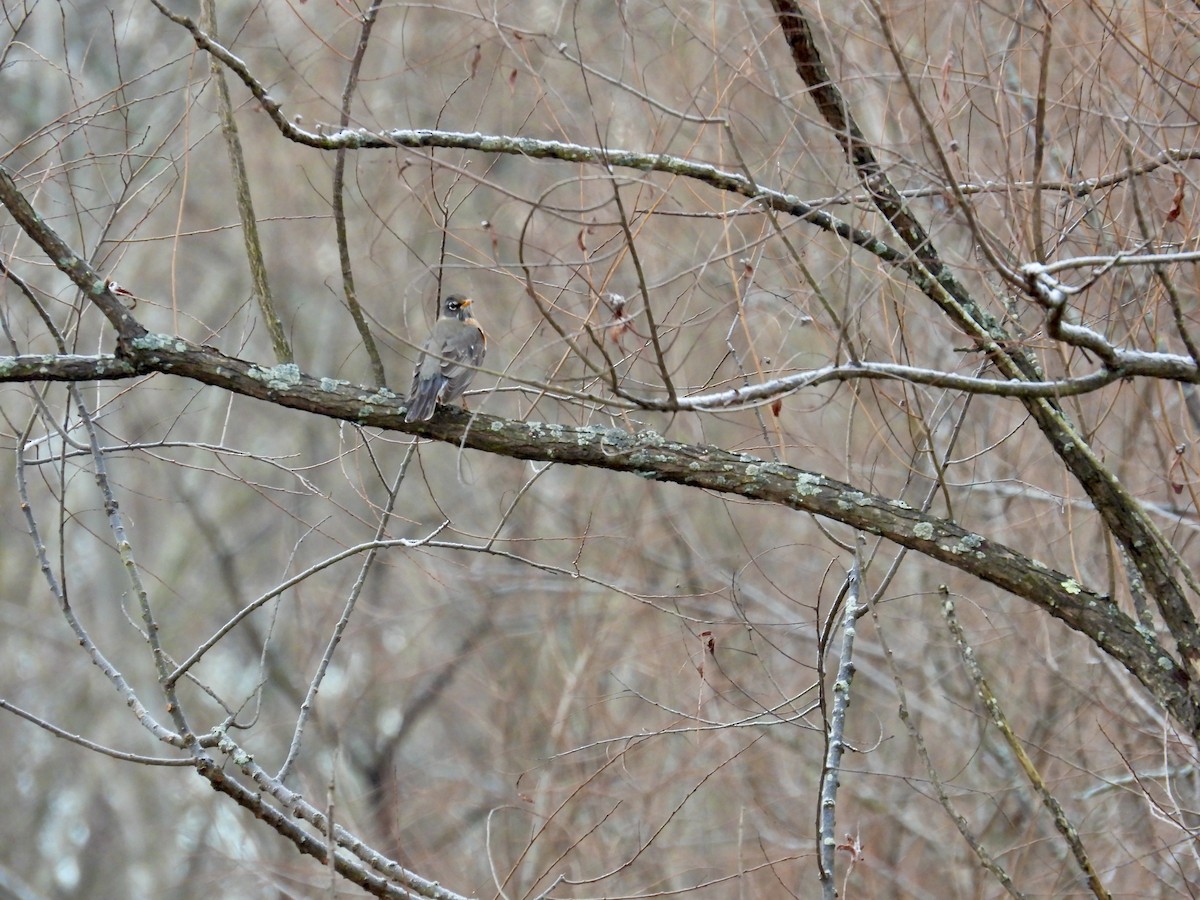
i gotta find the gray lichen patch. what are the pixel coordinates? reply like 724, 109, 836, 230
131, 333, 189, 353
0, 354, 54, 375
248, 363, 302, 391
357, 387, 398, 405
635, 429, 666, 447
794, 472, 822, 496
953, 533, 985, 556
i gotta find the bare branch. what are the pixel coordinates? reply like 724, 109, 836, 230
0, 167, 145, 341
330, 0, 386, 387
199, 0, 292, 365
817, 542, 863, 897
0, 698, 193, 766
942, 594, 1112, 900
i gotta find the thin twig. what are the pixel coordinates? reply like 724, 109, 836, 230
607, 175, 677, 403
331, 0, 387, 387
1028, 6, 1053, 264
277, 443, 416, 782
942, 593, 1112, 899
199, 0, 292, 364
0, 698, 193, 765
167, 525, 446, 688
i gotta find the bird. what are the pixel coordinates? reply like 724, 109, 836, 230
405, 294, 487, 422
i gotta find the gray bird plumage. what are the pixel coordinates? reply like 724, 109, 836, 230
405, 295, 487, 422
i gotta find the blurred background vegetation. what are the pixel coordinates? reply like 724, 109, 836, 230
2, 0, 1200, 896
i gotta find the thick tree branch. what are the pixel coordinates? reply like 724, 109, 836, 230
9, 0, 1198, 741
1, 331, 1189, 734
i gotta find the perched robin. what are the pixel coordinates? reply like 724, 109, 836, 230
405, 294, 487, 422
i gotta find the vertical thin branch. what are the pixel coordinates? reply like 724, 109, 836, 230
200, 0, 293, 365
566, 20, 677, 403
817, 537, 863, 899
1028, 5, 1053, 264
608, 177, 677, 403
332, 0, 387, 387
1127, 146, 1200, 366
326, 760, 339, 897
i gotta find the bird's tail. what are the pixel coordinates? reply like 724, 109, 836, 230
405, 378, 442, 422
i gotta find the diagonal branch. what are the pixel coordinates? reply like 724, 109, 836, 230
943, 595, 1112, 900
767, 1, 1200, 693
1, 330, 1190, 736
768, 0, 992, 294
0, 168, 145, 342
0, 161, 1192, 736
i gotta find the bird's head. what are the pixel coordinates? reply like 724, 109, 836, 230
443, 295, 474, 319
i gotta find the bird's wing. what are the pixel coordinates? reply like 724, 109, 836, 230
440, 326, 486, 398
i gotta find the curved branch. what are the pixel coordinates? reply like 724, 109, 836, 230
150, 2, 917, 279
9, 349, 1193, 405
0, 698, 193, 766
